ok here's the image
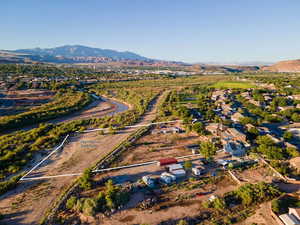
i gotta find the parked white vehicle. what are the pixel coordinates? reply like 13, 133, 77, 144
192, 166, 204, 176
161, 172, 176, 181
160, 174, 172, 184
192, 167, 201, 176
142, 175, 155, 187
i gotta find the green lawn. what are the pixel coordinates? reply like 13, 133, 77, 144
210, 81, 256, 89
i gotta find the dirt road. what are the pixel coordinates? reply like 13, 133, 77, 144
0, 93, 163, 225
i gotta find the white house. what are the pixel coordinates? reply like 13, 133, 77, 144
224, 141, 246, 157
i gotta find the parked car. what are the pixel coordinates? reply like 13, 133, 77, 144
161, 172, 176, 182
142, 176, 155, 188
160, 174, 173, 184
192, 166, 205, 176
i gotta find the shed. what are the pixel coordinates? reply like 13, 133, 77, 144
171, 169, 186, 177
167, 163, 183, 171
157, 158, 178, 166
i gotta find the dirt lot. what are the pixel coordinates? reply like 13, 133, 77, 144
115, 126, 206, 167
234, 164, 275, 184
0, 94, 162, 225
237, 202, 278, 225
75, 172, 237, 225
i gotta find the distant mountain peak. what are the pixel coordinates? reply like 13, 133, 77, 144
10, 45, 150, 61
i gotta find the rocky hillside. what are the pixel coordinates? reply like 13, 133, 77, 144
262, 59, 300, 72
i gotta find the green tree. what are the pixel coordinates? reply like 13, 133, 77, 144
283, 131, 293, 141
192, 122, 206, 135
183, 161, 192, 171
292, 113, 300, 122
82, 198, 97, 216
239, 117, 256, 125
212, 197, 226, 210
66, 196, 77, 210
177, 220, 188, 225
200, 141, 217, 160
96, 192, 107, 212
256, 135, 275, 146
79, 168, 93, 190
286, 147, 300, 157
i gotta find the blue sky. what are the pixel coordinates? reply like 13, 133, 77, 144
1, 0, 300, 63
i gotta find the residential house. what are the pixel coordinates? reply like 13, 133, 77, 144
211, 90, 225, 101
224, 141, 246, 157
263, 95, 273, 102
279, 208, 300, 225
289, 208, 300, 221
266, 134, 282, 143
279, 106, 295, 111
245, 123, 255, 130
222, 104, 233, 116
249, 99, 261, 107
290, 157, 300, 173
285, 142, 298, 149
241, 92, 251, 100
206, 123, 226, 136
258, 126, 270, 135
292, 95, 300, 101
231, 112, 244, 123
225, 128, 247, 143
152, 127, 182, 135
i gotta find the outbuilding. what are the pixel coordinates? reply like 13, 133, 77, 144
157, 158, 178, 166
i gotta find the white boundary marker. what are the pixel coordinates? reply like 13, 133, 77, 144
79, 120, 183, 133
20, 172, 82, 181
19, 153, 202, 181
20, 135, 70, 181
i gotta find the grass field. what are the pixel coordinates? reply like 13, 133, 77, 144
210, 81, 256, 89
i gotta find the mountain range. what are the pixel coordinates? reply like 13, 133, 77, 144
12, 45, 149, 61
0, 45, 152, 63
1, 45, 300, 73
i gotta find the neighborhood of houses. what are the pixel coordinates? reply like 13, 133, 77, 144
130, 87, 300, 225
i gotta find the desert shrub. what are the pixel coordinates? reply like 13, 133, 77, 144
96, 192, 106, 212
283, 131, 293, 141
192, 122, 206, 135
177, 220, 188, 225
272, 196, 300, 214
0, 174, 22, 196
270, 161, 292, 176
183, 161, 192, 171
203, 197, 226, 210
212, 197, 226, 210
66, 196, 77, 210
286, 147, 300, 157
73, 198, 84, 212
82, 198, 97, 216
226, 182, 281, 206
79, 168, 93, 190
104, 179, 130, 210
